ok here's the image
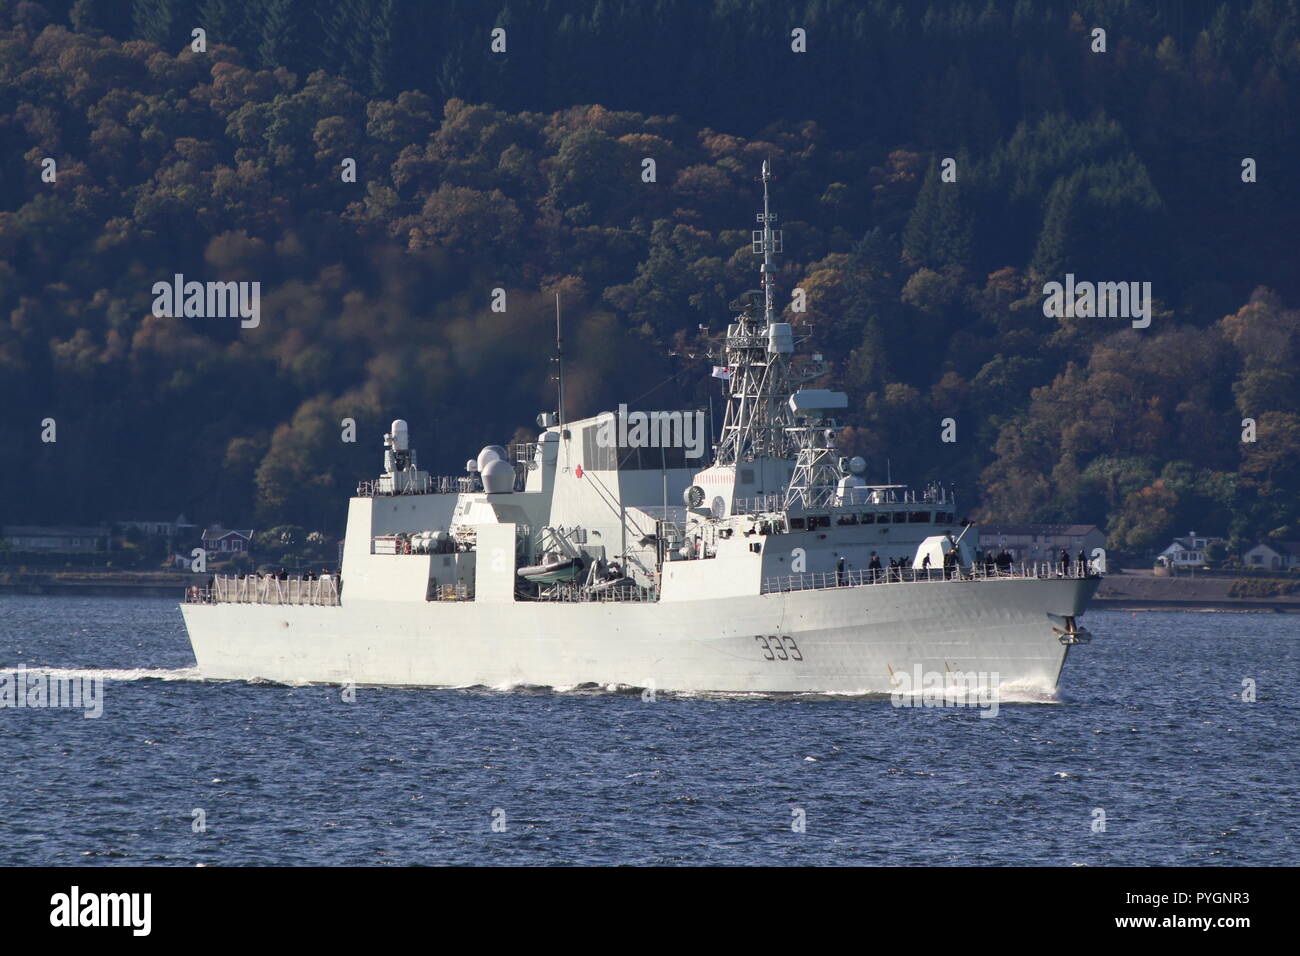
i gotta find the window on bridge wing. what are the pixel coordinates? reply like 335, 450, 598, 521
580, 422, 690, 470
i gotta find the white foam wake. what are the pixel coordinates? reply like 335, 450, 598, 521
992, 677, 1061, 704
3, 666, 203, 683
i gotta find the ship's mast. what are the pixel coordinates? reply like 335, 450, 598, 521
554, 293, 566, 433
760, 160, 777, 324
713, 162, 800, 465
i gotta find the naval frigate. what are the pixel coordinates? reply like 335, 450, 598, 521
182, 163, 1099, 695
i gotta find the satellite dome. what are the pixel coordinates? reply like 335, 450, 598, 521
466, 458, 479, 473
481, 458, 515, 494
848, 456, 866, 475
477, 445, 508, 473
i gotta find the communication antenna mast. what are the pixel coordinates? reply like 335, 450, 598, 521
554, 293, 566, 432
713, 161, 807, 466
758, 159, 780, 324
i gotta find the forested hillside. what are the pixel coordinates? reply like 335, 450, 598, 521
1, 0, 1298, 556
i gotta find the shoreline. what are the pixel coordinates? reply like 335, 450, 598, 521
0, 572, 192, 599
1089, 599, 1300, 613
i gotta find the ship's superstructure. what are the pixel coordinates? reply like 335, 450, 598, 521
182, 166, 1099, 695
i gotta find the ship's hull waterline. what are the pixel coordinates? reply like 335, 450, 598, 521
182, 576, 1099, 695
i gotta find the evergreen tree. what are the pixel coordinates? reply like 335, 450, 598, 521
198, 0, 244, 46
369, 0, 397, 97
132, 0, 179, 46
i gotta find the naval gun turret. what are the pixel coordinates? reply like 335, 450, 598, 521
378, 419, 431, 494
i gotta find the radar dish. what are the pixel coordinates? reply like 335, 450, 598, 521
683, 485, 705, 508
711, 496, 726, 519
476, 445, 507, 473
481, 458, 515, 494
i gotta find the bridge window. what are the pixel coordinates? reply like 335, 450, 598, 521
580, 423, 691, 470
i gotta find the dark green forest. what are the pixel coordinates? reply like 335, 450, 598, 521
1, 0, 1298, 558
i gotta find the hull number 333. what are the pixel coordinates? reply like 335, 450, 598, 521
755, 635, 802, 661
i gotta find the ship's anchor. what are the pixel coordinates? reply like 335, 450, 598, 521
1053, 616, 1092, 645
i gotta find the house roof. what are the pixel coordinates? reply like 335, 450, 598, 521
977, 524, 1100, 537
1252, 541, 1300, 557
2, 525, 110, 536
202, 528, 253, 540
116, 514, 194, 525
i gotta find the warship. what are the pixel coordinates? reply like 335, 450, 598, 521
182, 164, 1099, 695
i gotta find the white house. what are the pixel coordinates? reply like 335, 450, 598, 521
116, 513, 195, 540
1, 525, 111, 551
201, 525, 254, 555
1157, 531, 1224, 568
1242, 541, 1300, 571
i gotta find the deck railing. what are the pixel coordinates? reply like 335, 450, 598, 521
356, 475, 474, 497
184, 562, 1093, 606
185, 574, 341, 606
535, 583, 659, 603
428, 582, 472, 601
760, 561, 1096, 595
356, 468, 528, 498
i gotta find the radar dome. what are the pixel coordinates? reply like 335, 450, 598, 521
390, 419, 409, 450
481, 458, 515, 494
477, 445, 508, 473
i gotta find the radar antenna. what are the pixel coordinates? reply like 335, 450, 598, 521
554, 293, 566, 433
712, 163, 824, 467
758, 159, 780, 324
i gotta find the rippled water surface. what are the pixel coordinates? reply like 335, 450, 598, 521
1, 595, 1295, 865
